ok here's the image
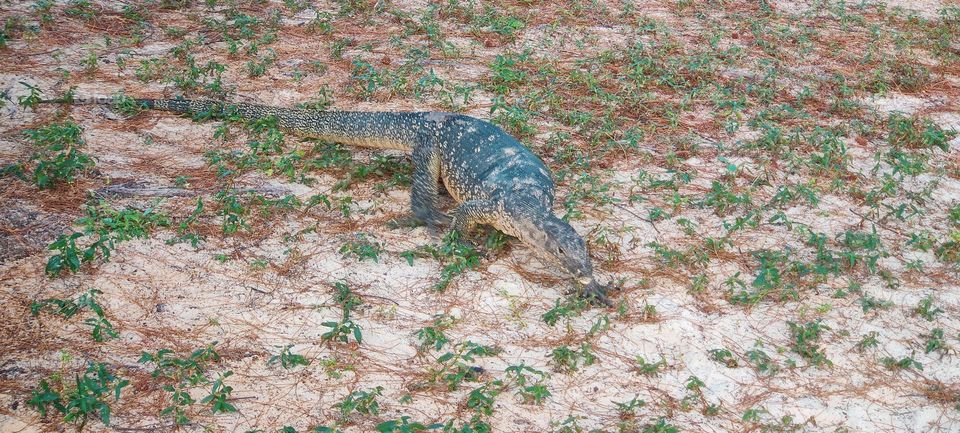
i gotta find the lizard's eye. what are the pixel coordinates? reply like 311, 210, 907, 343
557, 246, 565, 255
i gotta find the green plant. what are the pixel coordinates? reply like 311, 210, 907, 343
65, 0, 97, 19
856, 332, 880, 352
548, 415, 587, 433
746, 348, 779, 375
334, 386, 383, 420
80, 50, 98, 74
859, 295, 893, 313
27, 362, 129, 429
925, 328, 947, 354
914, 296, 943, 321
550, 343, 596, 373
350, 58, 385, 98
321, 282, 364, 345
936, 239, 960, 264
642, 417, 679, 433
415, 315, 454, 351
167, 198, 205, 247
787, 321, 831, 368
200, 371, 237, 413
949, 204, 960, 227
541, 298, 587, 326
401, 231, 481, 291
30, 289, 118, 341
464, 381, 500, 416
32, 0, 54, 23
268, 345, 311, 369
110, 91, 147, 116
321, 315, 363, 345
297, 86, 335, 111
376, 416, 441, 433
13, 121, 95, 189
339, 232, 384, 262
633, 356, 666, 376
887, 113, 955, 152
504, 363, 551, 405
614, 394, 646, 416
708, 348, 739, 368
214, 190, 250, 233
17, 81, 42, 109
427, 341, 499, 390
882, 356, 923, 372
138, 343, 224, 424
46, 203, 169, 276
246, 50, 276, 77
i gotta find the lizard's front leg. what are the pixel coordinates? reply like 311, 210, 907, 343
449, 200, 498, 235
447, 199, 498, 250
577, 279, 614, 307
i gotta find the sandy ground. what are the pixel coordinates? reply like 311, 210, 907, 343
1, 0, 960, 432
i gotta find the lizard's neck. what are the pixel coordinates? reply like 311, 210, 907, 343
502, 187, 552, 214
498, 192, 551, 244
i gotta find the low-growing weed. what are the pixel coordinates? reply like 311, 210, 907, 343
17, 81, 43, 109
925, 328, 948, 355
887, 113, 956, 152
400, 231, 481, 291
8, 121, 95, 189
882, 356, 923, 372
541, 298, 588, 326
334, 386, 383, 421
856, 332, 880, 352
46, 203, 169, 276
321, 282, 364, 345
504, 363, 551, 405
914, 296, 943, 321
27, 362, 129, 429
550, 343, 596, 373
376, 416, 442, 433
138, 343, 227, 424
746, 347, 779, 376
787, 321, 832, 368
110, 91, 147, 116
708, 348, 739, 368
201, 371, 237, 413
415, 314, 455, 351
633, 356, 666, 376
30, 288, 117, 341
425, 340, 499, 390
268, 344, 311, 369
339, 232, 384, 262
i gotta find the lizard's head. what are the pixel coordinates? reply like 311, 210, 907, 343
520, 213, 595, 285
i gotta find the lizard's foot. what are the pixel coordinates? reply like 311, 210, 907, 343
567, 280, 614, 307
387, 214, 423, 229
388, 212, 450, 230
448, 232, 484, 257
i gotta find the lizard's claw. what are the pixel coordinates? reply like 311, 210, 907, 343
567, 280, 614, 307
387, 215, 421, 229
389, 212, 451, 230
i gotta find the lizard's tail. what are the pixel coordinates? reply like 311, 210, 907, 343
39, 96, 221, 114
39, 95, 114, 106
40, 96, 421, 151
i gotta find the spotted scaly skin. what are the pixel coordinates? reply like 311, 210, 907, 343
58, 97, 614, 304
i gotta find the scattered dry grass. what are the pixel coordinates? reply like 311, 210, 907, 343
1, 0, 959, 432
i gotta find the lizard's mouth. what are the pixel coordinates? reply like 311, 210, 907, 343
576, 275, 594, 286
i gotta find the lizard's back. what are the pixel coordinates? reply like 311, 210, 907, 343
428, 113, 555, 207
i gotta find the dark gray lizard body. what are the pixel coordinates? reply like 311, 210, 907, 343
52, 97, 613, 304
